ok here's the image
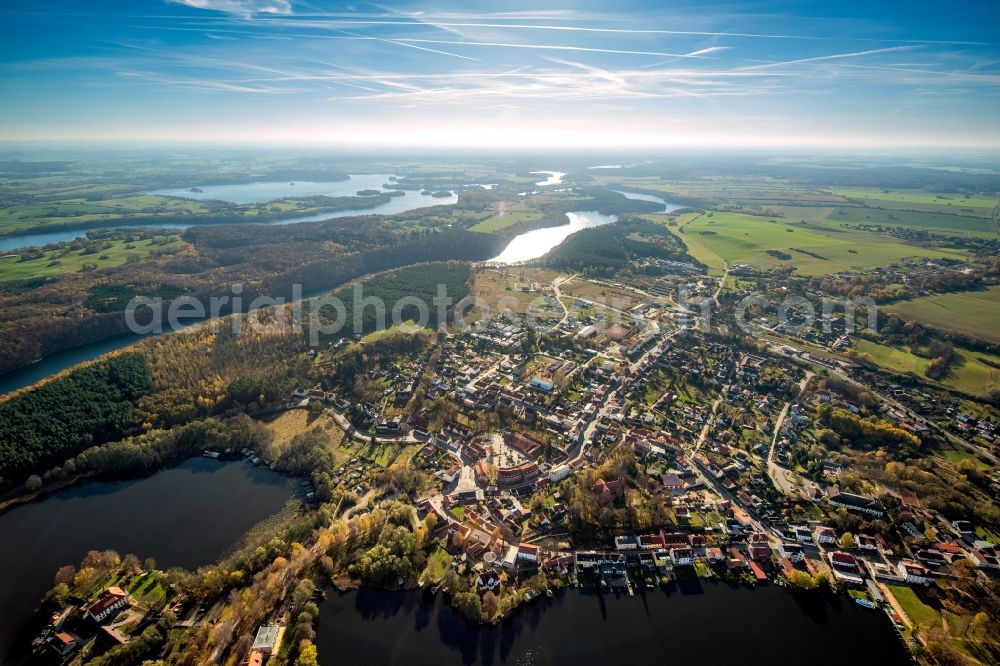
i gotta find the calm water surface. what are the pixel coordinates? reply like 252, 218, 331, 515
0, 334, 143, 397
0, 175, 457, 253
316, 584, 911, 666
530, 172, 567, 187
488, 211, 617, 264
0, 458, 296, 662
614, 190, 686, 213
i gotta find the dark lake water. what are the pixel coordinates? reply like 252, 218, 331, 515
0, 457, 297, 663
0, 334, 144, 397
316, 584, 912, 666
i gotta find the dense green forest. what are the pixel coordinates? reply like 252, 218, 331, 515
542, 216, 692, 276
571, 187, 667, 216
317, 262, 471, 337
0, 214, 502, 376
0, 353, 152, 478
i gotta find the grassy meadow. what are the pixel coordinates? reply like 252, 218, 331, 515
678, 212, 969, 275
0, 234, 186, 282
853, 338, 1000, 397
885, 286, 1000, 344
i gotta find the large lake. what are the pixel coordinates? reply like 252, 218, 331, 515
316, 585, 911, 666
488, 211, 618, 264
0, 458, 297, 663
486, 191, 686, 265
614, 190, 687, 214
530, 171, 567, 187
0, 175, 457, 253
0, 334, 143, 397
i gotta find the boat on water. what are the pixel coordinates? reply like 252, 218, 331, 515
855, 598, 877, 609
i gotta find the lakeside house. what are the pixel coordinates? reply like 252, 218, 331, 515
897, 561, 933, 585
477, 570, 501, 592
85, 587, 130, 623
47, 632, 78, 657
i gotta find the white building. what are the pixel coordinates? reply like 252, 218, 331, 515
897, 561, 932, 585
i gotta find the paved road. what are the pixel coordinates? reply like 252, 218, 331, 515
693, 385, 729, 455
569, 327, 685, 466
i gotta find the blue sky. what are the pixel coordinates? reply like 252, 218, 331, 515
1, 0, 999, 148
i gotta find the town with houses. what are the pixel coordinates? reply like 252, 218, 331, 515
31, 264, 1000, 664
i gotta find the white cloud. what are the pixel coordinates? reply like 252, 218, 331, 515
169, 0, 292, 16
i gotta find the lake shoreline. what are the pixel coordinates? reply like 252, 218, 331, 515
314, 581, 912, 665
0, 446, 294, 517
1, 456, 300, 664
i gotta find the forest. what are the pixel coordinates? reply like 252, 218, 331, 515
542, 216, 693, 276
0, 353, 152, 478
317, 262, 471, 338
0, 212, 503, 376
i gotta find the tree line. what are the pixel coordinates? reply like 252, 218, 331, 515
0, 353, 152, 480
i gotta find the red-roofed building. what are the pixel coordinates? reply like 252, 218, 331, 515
663, 532, 689, 548
639, 534, 666, 550
705, 547, 724, 563
828, 551, 858, 569
898, 561, 932, 585
85, 587, 129, 623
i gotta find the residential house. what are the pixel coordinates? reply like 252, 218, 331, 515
85, 587, 129, 623
671, 547, 694, 566
814, 527, 837, 546
661, 473, 686, 494
970, 549, 1000, 571
477, 570, 502, 592
778, 543, 805, 563
897, 561, 933, 585
705, 547, 725, 563
517, 543, 540, 562
828, 492, 886, 518
47, 632, 78, 657
251, 625, 284, 658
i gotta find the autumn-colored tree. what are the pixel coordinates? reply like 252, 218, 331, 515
482, 590, 499, 620
295, 641, 319, 666
54, 565, 76, 586
123, 553, 142, 576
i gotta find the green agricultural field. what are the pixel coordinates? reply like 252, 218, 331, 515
830, 187, 996, 213
0, 235, 186, 282
0, 194, 213, 236
886, 286, 1000, 343
827, 206, 994, 237
666, 212, 726, 274
853, 338, 1000, 397
853, 338, 930, 375
679, 211, 968, 275
470, 202, 543, 232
